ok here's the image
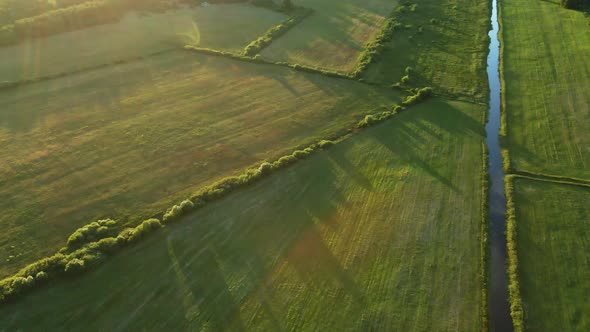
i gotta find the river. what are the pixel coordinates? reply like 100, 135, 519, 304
485, 0, 513, 331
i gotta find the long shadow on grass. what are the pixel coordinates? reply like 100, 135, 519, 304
161, 156, 361, 329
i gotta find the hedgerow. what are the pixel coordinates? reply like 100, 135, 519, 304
242, 8, 312, 56
66, 218, 118, 251
401, 87, 433, 106
357, 105, 405, 128
0, 138, 338, 304
351, 14, 402, 78
505, 175, 524, 332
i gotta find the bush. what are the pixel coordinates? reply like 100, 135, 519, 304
351, 14, 401, 78
64, 258, 85, 274
127, 218, 163, 243
66, 219, 118, 250
401, 87, 433, 106
35, 271, 49, 282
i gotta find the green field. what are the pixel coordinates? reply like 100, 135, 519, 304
363, 0, 490, 101
0, 51, 402, 278
0, 4, 286, 82
0, 98, 486, 331
512, 178, 590, 331
261, 0, 396, 72
502, 0, 590, 179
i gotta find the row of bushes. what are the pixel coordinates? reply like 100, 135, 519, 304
184, 45, 350, 79
351, 14, 401, 78
479, 142, 490, 332
0, 138, 338, 304
357, 86, 433, 128
505, 175, 524, 332
401, 86, 433, 106
0, 216, 167, 303
357, 105, 405, 128
242, 8, 312, 56
65, 218, 118, 251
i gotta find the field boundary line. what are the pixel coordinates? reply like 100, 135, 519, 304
183, 45, 361, 81
0, 48, 178, 91
510, 171, 590, 189
0, 89, 435, 305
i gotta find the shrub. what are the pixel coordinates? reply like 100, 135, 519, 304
66, 219, 118, 250
35, 271, 49, 282
351, 15, 401, 78
318, 140, 335, 149
127, 218, 163, 243
64, 258, 85, 274
401, 87, 433, 106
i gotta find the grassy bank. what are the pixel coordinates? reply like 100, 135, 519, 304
261, 0, 397, 72
362, 0, 490, 101
0, 51, 402, 278
0, 98, 486, 330
502, 0, 590, 179
511, 178, 590, 331
0, 4, 287, 82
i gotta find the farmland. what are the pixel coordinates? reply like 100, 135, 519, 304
0, 99, 487, 331
362, 0, 490, 101
510, 178, 590, 331
0, 49, 404, 278
0, 4, 287, 82
261, 0, 396, 72
501, 0, 590, 179
500, 0, 590, 330
0, 0, 507, 329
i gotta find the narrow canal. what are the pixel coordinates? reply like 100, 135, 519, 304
485, 0, 513, 331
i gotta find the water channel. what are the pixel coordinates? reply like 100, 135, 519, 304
485, 0, 513, 330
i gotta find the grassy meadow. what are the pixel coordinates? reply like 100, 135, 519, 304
261, 0, 396, 72
363, 0, 490, 101
512, 178, 590, 331
0, 4, 286, 82
502, 0, 590, 179
0, 99, 486, 331
0, 50, 403, 278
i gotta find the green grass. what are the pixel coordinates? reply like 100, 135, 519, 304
502, 0, 590, 179
261, 0, 396, 72
512, 178, 590, 331
362, 0, 490, 101
0, 98, 486, 331
0, 50, 402, 278
0, 4, 287, 82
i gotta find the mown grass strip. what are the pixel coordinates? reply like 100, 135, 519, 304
242, 8, 313, 56
505, 175, 524, 332
0, 92, 433, 305
511, 172, 590, 189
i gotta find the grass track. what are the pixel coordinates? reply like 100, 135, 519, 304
0, 51, 402, 278
512, 178, 590, 331
261, 0, 396, 72
363, 0, 490, 101
0, 98, 486, 331
502, 0, 590, 179
0, 4, 286, 82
